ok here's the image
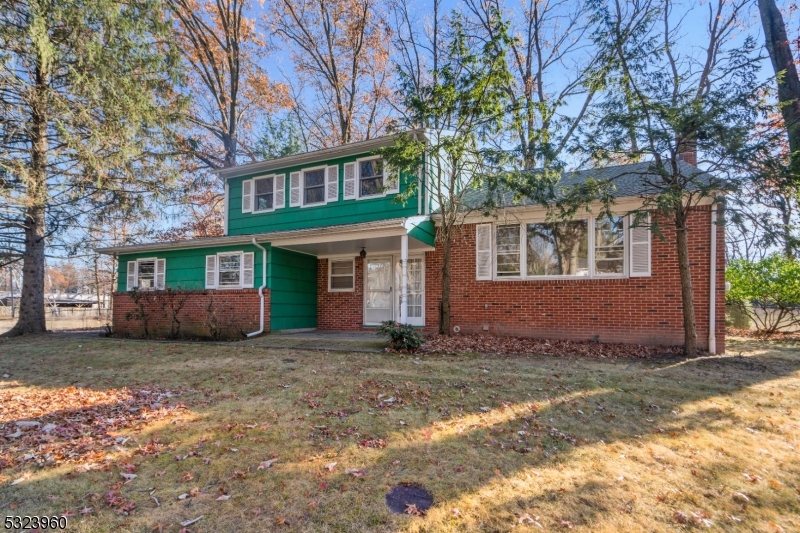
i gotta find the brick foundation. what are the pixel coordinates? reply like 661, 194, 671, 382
112, 289, 267, 339
424, 207, 725, 352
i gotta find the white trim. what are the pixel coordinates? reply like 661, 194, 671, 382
130, 257, 159, 291
328, 258, 355, 292
355, 155, 388, 200
300, 165, 329, 208
215, 250, 250, 289
252, 174, 278, 214
223, 181, 229, 235
709, 206, 717, 354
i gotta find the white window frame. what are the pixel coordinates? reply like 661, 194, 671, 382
301, 165, 328, 207
489, 215, 636, 281
252, 174, 277, 213
213, 251, 254, 289
127, 257, 165, 291
355, 156, 387, 200
328, 258, 355, 292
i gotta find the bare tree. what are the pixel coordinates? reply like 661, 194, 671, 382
267, 0, 394, 148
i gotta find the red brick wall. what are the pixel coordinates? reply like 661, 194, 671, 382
112, 289, 267, 339
425, 206, 725, 352
317, 257, 367, 330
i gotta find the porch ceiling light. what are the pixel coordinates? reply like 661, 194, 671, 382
360, 247, 367, 259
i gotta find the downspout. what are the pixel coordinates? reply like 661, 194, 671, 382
708, 206, 717, 354
247, 238, 268, 338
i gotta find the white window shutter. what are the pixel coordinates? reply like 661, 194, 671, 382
155, 259, 166, 289
385, 164, 399, 193
343, 162, 356, 199
242, 252, 255, 288
476, 223, 493, 280
127, 261, 136, 291
629, 213, 651, 277
242, 179, 253, 213
290, 172, 301, 207
326, 165, 339, 202
274, 174, 285, 209
205, 255, 217, 288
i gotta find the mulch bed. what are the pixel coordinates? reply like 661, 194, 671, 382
391, 333, 685, 358
0, 386, 186, 471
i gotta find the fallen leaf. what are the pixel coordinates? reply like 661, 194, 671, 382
324, 462, 337, 472
345, 469, 365, 477
216, 495, 231, 501
180, 515, 204, 527
258, 459, 278, 470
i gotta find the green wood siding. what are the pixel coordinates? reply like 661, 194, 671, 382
227, 153, 419, 235
117, 244, 266, 292
268, 247, 317, 330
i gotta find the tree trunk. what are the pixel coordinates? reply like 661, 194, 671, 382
674, 209, 698, 356
758, 0, 800, 169
439, 226, 452, 335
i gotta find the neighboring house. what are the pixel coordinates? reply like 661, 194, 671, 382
96, 132, 725, 352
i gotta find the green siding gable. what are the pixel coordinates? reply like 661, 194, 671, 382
117, 244, 266, 292
227, 152, 420, 235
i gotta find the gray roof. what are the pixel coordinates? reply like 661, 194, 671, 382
462, 161, 715, 209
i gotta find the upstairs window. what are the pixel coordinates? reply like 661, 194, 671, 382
304, 168, 326, 205
359, 159, 384, 197
254, 176, 274, 212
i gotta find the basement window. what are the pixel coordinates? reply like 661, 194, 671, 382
329, 259, 355, 291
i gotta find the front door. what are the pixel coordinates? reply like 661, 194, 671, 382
365, 257, 393, 325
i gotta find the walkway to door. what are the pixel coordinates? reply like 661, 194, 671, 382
242, 329, 389, 353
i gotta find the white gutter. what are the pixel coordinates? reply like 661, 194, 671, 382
247, 238, 268, 338
708, 206, 717, 354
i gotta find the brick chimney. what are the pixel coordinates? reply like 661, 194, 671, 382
676, 136, 697, 166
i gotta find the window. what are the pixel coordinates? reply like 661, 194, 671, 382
359, 159, 383, 197
254, 176, 273, 211
126, 258, 165, 291
329, 259, 355, 291
304, 168, 326, 205
206, 252, 254, 289
137, 260, 156, 289
484, 214, 645, 281
496, 225, 521, 277
594, 216, 625, 275
526, 221, 589, 276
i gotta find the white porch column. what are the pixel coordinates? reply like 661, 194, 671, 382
400, 234, 408, 324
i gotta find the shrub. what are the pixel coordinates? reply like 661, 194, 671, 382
377, 321, 425, 352
726, 255, 800, 335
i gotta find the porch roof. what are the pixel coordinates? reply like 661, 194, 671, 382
94, 216, 435, 256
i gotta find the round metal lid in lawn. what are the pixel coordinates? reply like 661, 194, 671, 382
385, 483, 433, 515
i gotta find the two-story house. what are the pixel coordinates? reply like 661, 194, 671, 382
98, 132, 725, 353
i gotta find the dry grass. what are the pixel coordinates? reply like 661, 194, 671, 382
0, 334, 798, 532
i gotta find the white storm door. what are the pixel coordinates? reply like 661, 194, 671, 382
365, 257, 393, 325
396, 257, 424, 326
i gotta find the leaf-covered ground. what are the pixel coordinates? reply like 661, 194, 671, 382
0, 334, 798, 532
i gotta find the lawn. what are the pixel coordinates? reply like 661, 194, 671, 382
0, 335, 798, 532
